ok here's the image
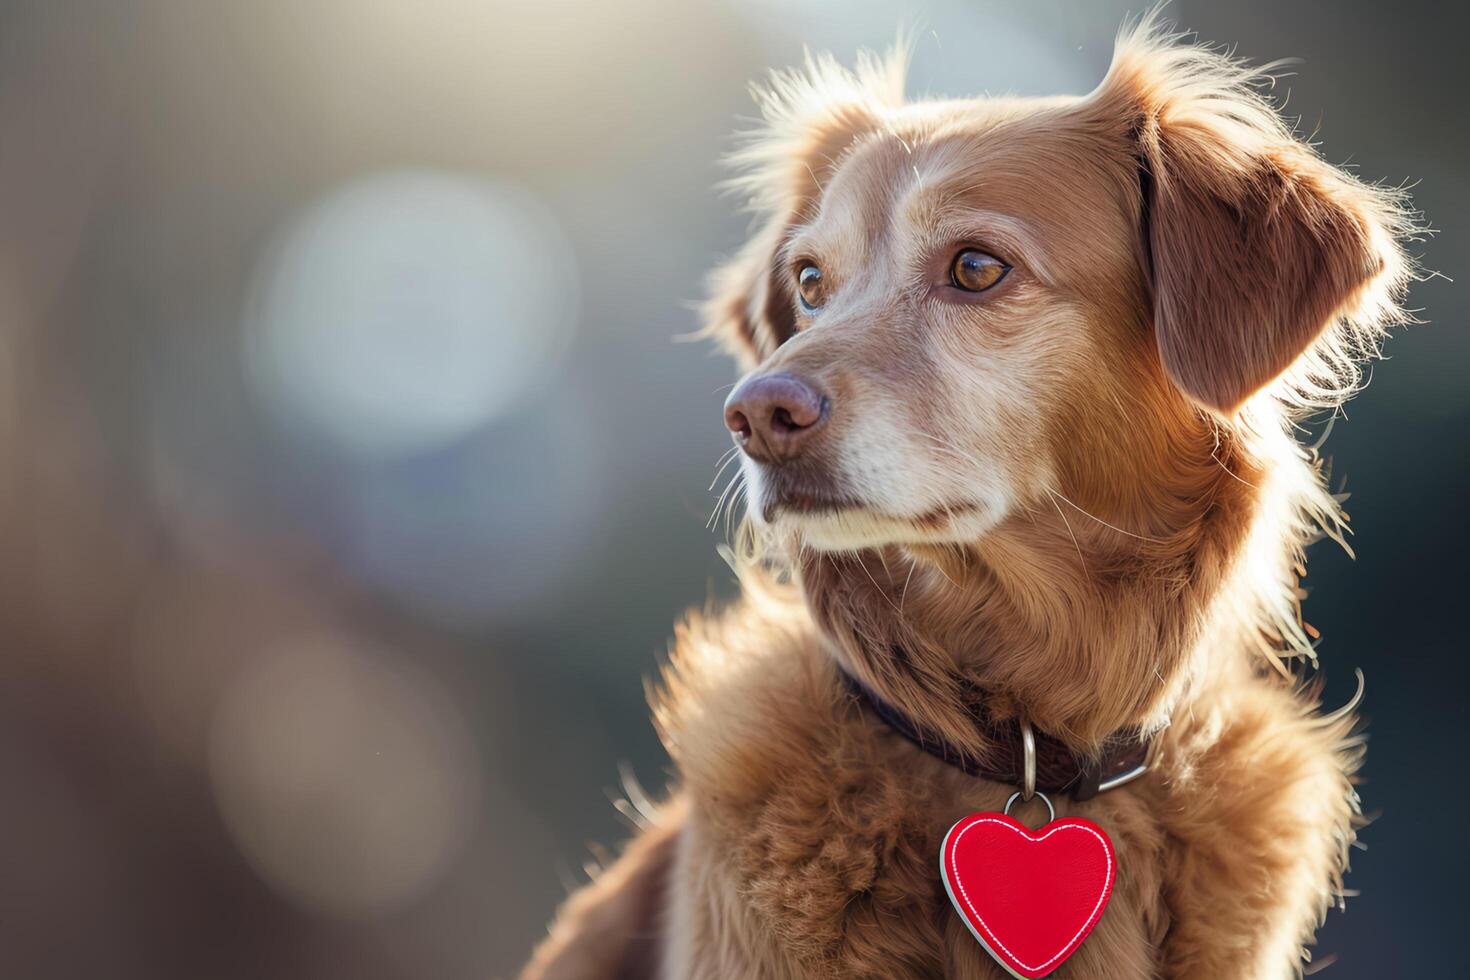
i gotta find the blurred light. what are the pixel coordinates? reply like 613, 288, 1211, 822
733, 0, 1093, 96
339, 385, 608, 626
132, 568, 325, 764
209, 634, 480, 918
243, 170, 577, 460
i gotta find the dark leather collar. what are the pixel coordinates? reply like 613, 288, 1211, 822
839, 668, 1150, 801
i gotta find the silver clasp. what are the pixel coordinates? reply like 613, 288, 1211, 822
1018, 717, 1036, 800
1003, 789, 1055, 824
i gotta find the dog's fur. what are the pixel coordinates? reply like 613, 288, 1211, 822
522, 16, 1416, 980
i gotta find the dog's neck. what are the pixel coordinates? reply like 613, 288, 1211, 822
794, 419, 1267, 756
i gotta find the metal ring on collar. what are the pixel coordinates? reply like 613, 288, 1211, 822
1098, 762, 1149, 793
1018, 717, 1036, 800
1003, 789, 1055, 824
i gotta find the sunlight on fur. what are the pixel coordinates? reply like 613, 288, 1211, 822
524, 12, 1422, 979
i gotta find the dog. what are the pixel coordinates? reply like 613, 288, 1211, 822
521, 15, 1415, 979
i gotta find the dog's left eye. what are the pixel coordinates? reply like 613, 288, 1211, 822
950, 250, 1010, 292
796, 264, 825, 312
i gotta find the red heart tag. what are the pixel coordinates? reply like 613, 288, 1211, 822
940, 811, 1115, 979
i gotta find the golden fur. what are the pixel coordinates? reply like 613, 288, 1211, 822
522, 15, 1416, 979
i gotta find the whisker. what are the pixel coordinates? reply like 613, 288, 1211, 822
855, 556, 904, 617
1207, 425, 1260, 489
707, 469, 742, 530
898, 558, 917, 614
707, 446, 741, 492
1211, 446, 1260, 489
1043, 484, 1165, 543
927, 548, 962, 589
707, 477, 733, 528
911, 431, 982, 468
874, 547, 895, 582
726, 480, 749, 543
1046, 489, 1088, 574
718, 475, 749, 545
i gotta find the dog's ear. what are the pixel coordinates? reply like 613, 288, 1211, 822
1094, 19, 1412, 415
703, 209, 801, 371
702, 48, 907, 370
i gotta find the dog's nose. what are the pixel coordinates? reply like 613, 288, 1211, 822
724, 372, 829, 463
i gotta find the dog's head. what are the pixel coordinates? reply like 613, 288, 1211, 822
708, 23, 1411, 556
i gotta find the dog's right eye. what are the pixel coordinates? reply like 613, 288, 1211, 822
797, 264, 825, 312
950, 249, 1010, 293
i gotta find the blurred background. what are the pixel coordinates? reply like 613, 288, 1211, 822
0, 1, 1461, 976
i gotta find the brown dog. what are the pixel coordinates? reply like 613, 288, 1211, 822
521, 16, 1416, 979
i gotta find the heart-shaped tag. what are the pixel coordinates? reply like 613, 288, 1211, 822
940, 811, 1115, 979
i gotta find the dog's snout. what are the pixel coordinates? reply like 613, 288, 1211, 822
724, 373, 829, 463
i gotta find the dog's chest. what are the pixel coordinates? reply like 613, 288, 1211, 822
658, 626, 1166, 978
666, 690, 1039, 974
675, 754, 1161, 979
674, 753, 993, 978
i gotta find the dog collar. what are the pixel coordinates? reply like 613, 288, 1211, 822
839, 668, 1150, 800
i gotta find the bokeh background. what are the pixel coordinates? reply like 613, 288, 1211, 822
0, 1, 1462, 976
